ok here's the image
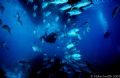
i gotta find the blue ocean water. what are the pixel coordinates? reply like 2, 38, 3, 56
0, 0, 120, 78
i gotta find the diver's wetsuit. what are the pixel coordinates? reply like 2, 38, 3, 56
40, 32, 58, 43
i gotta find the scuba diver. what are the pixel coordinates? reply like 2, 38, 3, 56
40, 31, 58, 43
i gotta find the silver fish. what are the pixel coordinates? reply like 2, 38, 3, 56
42, 2, 49, 9
33, 4, 38, 11
60, 4, 72, 11
50, 0, 68, 5
73, 1, 91, 8
67, 9, 82, 16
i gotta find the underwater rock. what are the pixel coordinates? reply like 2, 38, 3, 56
2, 24, 11, 33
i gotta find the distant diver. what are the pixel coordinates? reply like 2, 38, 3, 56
0, 41, 9, 50
2, 24, 11, 33
16, 12, 23, 25
0, 18, 2, 25
40, 32, 58, 43
0, 41, 6, 48
104, 30, 111, 39
0, 3, 5, 13
112, 5, 120, 17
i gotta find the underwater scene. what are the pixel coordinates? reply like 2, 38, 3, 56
0, 0, 120, 78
